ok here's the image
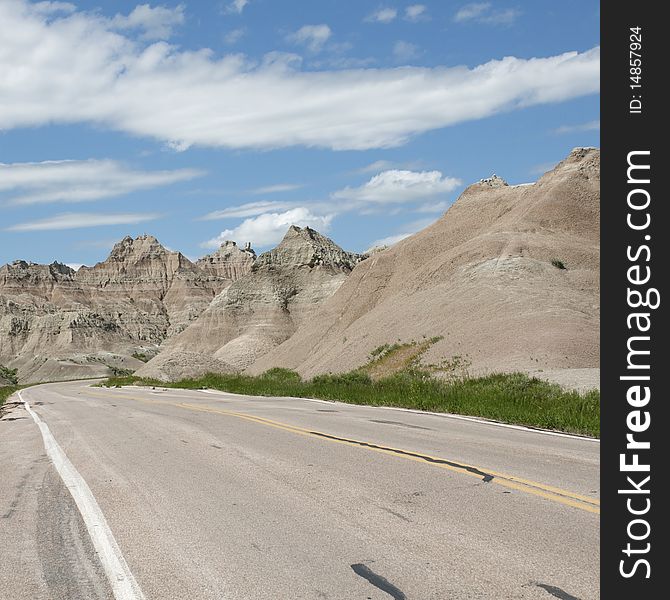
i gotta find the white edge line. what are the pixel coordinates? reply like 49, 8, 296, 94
20, 390, 145, 600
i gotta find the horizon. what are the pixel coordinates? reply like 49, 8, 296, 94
1, 145, 598, 271
0, 0, 600, 267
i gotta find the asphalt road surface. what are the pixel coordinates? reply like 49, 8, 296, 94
0, 381, 600, 599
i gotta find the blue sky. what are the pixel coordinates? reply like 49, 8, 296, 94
0, 0, 600, 268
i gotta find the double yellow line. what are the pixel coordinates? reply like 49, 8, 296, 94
88, 389, 600, 514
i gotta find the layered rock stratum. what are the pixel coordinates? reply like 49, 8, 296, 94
135, 226, 364, 380
0, 235, 253, 382
247, 148, 600, 390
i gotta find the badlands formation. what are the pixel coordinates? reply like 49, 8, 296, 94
1, 148, 599, 389
0, 236, 254, 383
136, 226, 363, 380
248, 148, 600, 390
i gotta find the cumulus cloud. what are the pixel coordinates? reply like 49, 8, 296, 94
0, 159, 203, 205
200, 168, 459, 247
365, 7, 398, 24
202, 207, 333, 248
333, 170, 461, 204
110, 4, 185, 41
0, 1, 598, 151
5, 212, 160, 232
404, 4, 427, 21
31, 1, 75, 14
454, 3, 520, 25
286, 24, 332, 53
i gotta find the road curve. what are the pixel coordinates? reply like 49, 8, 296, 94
0, 381, 599, 599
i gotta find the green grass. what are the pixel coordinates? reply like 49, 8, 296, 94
101, 367, 600, 437
0, 385, 21, 409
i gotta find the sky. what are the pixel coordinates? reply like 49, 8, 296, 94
0, 0, 600, 268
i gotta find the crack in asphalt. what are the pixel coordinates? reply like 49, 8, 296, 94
310, 431, 495, 482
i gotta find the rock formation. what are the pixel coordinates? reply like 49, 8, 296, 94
136, 226, 364, 381
247, 148, 600, 390
0, 236, 252, 383
1, 148, 600, 390
196, 241, 256, 280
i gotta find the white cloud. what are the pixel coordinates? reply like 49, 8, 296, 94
223, 28, 245, 45
404, 4, 427, 21
226, 0, 249, 14
309, 55, 377, 70
333, 170, 461, 204
250, 183, 304, 194
357, 160, 395, 174
201, 201, 297, 220
0, 2, 598, 151
393, 40, 421, 62
199, 170, 458, 247
365, 7, 398, 24
454, 2, 489, 22
0, 159, 203, 205
454, 3, 520, 25
110, 4, 185, 41
287, 24, 332, 53
31, 1, 75, 15
5, 212, 160, 232
203, 207, 333, 248
553, 119, 600, 134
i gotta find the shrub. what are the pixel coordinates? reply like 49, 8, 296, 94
551, 259, 566, 270
261, 368, 302, 384
109, 366, 134, 377
0, 364, 19, 385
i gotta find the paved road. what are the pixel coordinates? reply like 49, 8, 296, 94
0, 381, 599, 599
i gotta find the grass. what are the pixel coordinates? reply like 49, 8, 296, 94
0, 385, 21, 409
551, 258, 567, 270
101, 366, 600, 437
131, 352, 151, 363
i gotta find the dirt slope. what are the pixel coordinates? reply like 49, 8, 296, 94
247, 148, 600, 388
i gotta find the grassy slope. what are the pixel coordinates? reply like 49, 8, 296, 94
102, 367, 600, 437
0, 386, 21, 409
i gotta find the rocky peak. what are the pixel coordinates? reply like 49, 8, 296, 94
0, 259, 74, 286
478, 174, 508, 188
107, 234, 172, 262
254, 226, 364, 272
196, 240, 256, 280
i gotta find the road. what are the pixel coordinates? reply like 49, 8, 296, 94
0, 381, 599, 599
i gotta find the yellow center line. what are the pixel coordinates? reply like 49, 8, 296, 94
87, 389, 600, 514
